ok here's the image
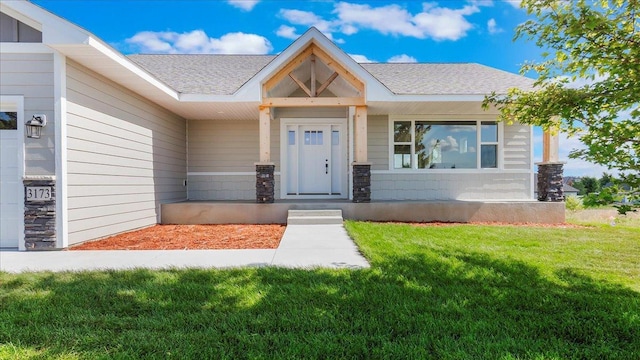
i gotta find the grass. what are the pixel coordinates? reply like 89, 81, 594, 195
1, 217, 639, 359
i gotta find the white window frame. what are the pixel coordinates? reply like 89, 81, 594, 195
480, 121, 500, 169
388, 116, 503, 172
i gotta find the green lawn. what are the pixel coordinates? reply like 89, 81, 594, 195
1, 220, 639, 359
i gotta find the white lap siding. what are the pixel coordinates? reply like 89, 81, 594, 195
0, 52, 54, 175
66, 60, 186, 245
503, 122, 532, 170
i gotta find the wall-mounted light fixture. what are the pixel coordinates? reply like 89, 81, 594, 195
25, 114, 46, 138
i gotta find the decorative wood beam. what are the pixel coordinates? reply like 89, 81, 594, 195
311, 45, 365, 93
259, 107, 271, 162
316, 72, 338, 96
263, 43, 366, 97
263, 97, 365, 107
354, 105, 368, 162
288, 73, 311, 97
263, 46, 314, 94
310, 54, 317, 97
542, 129, 559, 163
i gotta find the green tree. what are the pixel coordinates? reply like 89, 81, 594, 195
574, 176, 600, 195
599, 172, 614, 188
483, 0, 639, 204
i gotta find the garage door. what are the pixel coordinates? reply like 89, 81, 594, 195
0, 107, 21, 248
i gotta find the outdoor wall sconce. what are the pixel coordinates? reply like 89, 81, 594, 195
26, 114, 47, 139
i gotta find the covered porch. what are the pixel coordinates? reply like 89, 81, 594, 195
161, 200, 565, 225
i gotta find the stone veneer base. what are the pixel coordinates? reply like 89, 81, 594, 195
256, 164, 275, 203
537, 162, 565, 202
23, 178, 57, 250
353, 164, 371, 203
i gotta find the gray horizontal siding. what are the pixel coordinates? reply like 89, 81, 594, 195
66, 59, 187, 245
368, 115, 388, 170
372, 172, 531, 200
188, 119, 259, 173
0, 52, 54, 175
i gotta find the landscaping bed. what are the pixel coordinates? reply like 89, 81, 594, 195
70, 224, 286, 250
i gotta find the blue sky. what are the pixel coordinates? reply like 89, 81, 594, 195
31, 0, 610, 177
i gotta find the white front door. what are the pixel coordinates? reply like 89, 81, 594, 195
282, 119, 346, 199
299, 125, 331, 194
0, 107, 21, 248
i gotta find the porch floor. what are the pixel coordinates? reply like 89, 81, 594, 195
161, 200, 565, 225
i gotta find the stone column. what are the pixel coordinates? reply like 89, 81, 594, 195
536, 162, 565, 202
256, 163, 275, 203
352, 163, 371, 203
23, 176, 57, 250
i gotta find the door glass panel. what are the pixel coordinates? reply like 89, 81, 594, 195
0, 112, 17, 130
288, 130, 295, 145
332, 130, 339, 145
304, 130, 323, 145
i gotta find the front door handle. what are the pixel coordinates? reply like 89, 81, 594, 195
325, 159, 328, 174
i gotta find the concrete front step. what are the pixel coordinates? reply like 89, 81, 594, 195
287, 209, 344, 225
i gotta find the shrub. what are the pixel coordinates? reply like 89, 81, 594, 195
565, 195, 583, 211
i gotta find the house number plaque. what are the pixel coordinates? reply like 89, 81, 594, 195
26, 187, 52, 202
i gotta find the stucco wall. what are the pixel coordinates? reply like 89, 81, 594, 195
65, 59, 187, 245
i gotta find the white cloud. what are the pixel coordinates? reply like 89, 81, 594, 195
126, 30, 272, 54
333, 2, 423, 38
504, 0, 523, 8
276, 25, 299, 40
350, 54, 375, 63
227, 0, 259, 11
487, 18, 502, 34
278, 1, 487, 42
279, 9, 335, 40
387, 54, 417, 63
127, 31, 174, 52
412, 3, 480, 40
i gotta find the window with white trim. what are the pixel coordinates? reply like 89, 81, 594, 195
392, 120, 499, 170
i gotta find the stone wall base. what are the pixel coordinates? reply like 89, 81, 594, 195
256, 164, 275, 203
537, 162, 565, 202
24, 178, 57, 250
353, 164, 371, 203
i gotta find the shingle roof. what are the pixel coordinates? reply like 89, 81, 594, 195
127, 54, 534, 96
128, 54, 275, 95
361, 63, 534, 95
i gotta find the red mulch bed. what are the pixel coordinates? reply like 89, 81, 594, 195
70, 224, 286, 250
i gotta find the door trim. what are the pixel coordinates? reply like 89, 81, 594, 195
0, 95, 25, 250
280, 118, 348, 199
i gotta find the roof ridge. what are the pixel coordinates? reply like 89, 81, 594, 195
128, 53, 276, 57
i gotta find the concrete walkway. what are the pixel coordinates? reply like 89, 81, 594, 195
0, 224, 369, 273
